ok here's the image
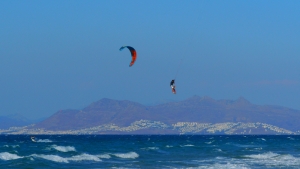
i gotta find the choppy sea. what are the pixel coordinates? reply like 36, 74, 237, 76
1, 135, 300, 168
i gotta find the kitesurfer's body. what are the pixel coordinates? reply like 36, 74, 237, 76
170, 79, 176, 94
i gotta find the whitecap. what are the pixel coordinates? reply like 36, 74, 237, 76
51, 145, 76, 152
36, 139, 53, 143
204, 163, 250, 169
244, 152, 300, 167
12, 145, 20, 148
181, 144, 195, 147
3, 145, 19, 148
166, 145, 173, 148
113, 152, 139, 159
205, 141, 214, 144
67, 153, 101, 162
141, 147, 159, 150
254, 147, 262, 150
97, 154, 111, 159
245, 152, 279, 159
31, 153, 102, 163
0, 152, 23, 160
32, 154, 69, 163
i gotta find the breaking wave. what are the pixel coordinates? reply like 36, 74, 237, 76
0, 152, 23, 161
197, 163, 250, 169
68, 153, 101, 162
244, 152, 300, 167
97, 154, 111, 159
51, 145, 76, 152
3, 145, 19, 148
31, 154, 68, 163
31, 153, 102, 163
36, 139, 53, 143
113, 152, 139, 159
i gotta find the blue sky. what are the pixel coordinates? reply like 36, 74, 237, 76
1, 1, 300, 119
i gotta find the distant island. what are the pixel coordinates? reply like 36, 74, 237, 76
1, 96, 300, 135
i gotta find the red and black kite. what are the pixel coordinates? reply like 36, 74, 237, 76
119, 46, 137, 67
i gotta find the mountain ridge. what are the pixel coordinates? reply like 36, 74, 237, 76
31, 96, 300, 133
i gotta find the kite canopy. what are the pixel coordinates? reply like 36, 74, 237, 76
119, 46, 137, 67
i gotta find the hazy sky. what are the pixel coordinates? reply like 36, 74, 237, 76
1, 1, 300, 119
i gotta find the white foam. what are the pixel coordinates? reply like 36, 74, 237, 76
97, 154, 111, 159
202, 163, 250, 169
166, 145, 173, 148
0, 152, 23, 161
31, 153, 102, 163
244, 152, 300, 167
12, 145, 20, 148
36, 139, 53, 143
31, 154, 69, 163
205, 141, 214, 144
51, 145, 76, 152
245, 152, 279, 159
68, 153, 101, 162
181, 144, 195, 147
3, 145, 19, 148
113, 152, 139, 159
141, 147, 159, 150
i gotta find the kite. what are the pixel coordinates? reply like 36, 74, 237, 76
119, 46, 137, 67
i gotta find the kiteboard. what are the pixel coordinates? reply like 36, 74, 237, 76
172, 88, 176, 94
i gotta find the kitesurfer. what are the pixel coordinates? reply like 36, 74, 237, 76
170, 79, 176, 94
31, 136, 36, 142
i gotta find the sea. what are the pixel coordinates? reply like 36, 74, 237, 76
1, 135, 300, 169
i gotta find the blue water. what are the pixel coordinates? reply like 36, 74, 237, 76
1, 135, 300, 168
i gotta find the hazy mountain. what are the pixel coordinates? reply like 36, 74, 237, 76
0, 114, 33, 129
33, 96, 300, 132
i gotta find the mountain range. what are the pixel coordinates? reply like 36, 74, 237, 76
28, 96, 300, 134
0, 114, 36, 129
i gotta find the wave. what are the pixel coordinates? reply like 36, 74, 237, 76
31, 154, 69, 163
3, 145, 20, 148
68, 153, 101, 162
36, 139, 53, 143
245, 152, 279, 159
97, 154, 111, 159
205, 141, 214, 144
51, 145, 76, 152
0, 152, 23, 161
202, 163, 250, 169
31, 153, 102, 163
113, 152, 139, 159
244, 152, 300, 167
181, 144, 195, 147
256, 138, 266, 141
141, 147, 159, 150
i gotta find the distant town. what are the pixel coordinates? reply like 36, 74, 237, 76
1, 120, 299, 135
